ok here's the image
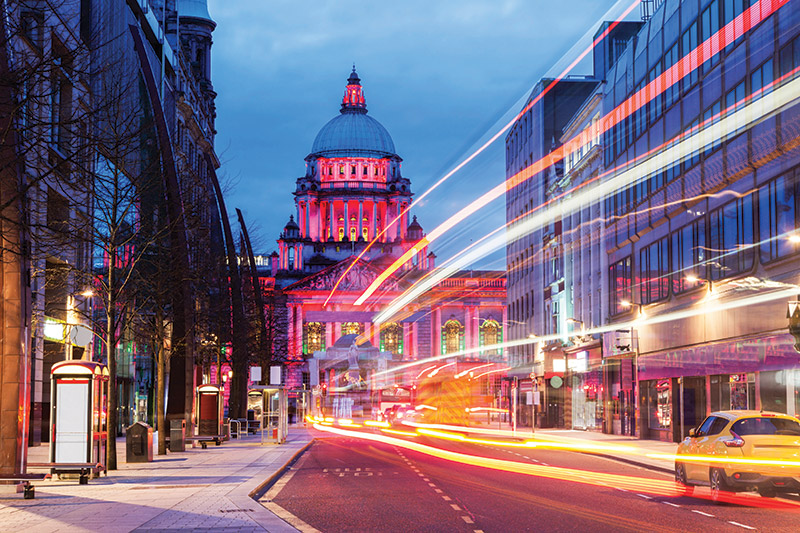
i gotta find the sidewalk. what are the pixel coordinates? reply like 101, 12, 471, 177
0, 427, 314, 532
531, 429, 677, 474
460, 419, 677, 474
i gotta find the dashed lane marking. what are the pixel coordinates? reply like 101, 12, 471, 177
662, 502, 680, 508
450, 504, 462, 511
462, 516, 474, 524
442, 496, 452, 501
434, 489, 443, 493
636, 494, 652, 500
428, 483, 437, 487
691, 510, 715, 518
728, 521, 756, 530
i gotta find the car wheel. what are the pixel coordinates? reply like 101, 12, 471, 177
710, 468, 731, 504
674, 462, 694, 496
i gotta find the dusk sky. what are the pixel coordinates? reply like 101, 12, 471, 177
210, 0, 634, 264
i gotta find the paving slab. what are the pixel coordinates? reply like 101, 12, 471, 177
0, 428, 313, 533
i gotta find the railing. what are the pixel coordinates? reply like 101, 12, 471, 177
320, 181, 387, 191
437, 278, 506, 289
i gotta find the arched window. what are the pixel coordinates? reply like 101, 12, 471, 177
350, 227, 357, 241
305, 322, 325, 354
480, 319, 502, 355
362, 227, 368, 241
342, 322, 362, 335
380, 323, 403, 354
338, 227, 345, 240
442, 319, 463, 355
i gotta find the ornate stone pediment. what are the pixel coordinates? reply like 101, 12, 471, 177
285, 257, 403, 292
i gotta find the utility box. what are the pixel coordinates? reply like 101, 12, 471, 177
195, 384, 223, 436
50, 361, 108, 478
126, 422, 153, 463
169, 419, 186, 452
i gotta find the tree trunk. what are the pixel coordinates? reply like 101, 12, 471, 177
105, 257, 117, 470
156, 308, 167, 455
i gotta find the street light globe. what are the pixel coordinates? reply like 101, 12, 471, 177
80, 289, 95, 298
620, 300, 632, 308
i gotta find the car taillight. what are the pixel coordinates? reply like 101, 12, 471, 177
724, 430, 745, 448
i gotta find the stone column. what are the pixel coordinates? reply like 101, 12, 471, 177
502, 307, 508, 361
343, 201, 349, 240
287, 304, 295, 358
325, 323, 333, 350
412, 322, 419, 360
433, 307, 441, 356
372, 201, 378, 241
357, 201, 363, 240
296, 306, 303, 359
329, 201, 335, 240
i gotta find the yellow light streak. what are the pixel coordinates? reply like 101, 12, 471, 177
364, 420, 391, 428
380, 428, 418, 437
651, 453, 800, 468
311, 423, 800, 509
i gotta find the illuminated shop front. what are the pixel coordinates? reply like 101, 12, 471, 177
638, 334, 800, 443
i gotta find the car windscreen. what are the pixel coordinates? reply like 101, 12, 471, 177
731, 417, 800, 436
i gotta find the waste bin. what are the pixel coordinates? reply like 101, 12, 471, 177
169, 419, 186, 452
126, 422, 153, 463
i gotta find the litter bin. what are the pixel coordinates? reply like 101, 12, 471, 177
126, 422, 153, 463
169, 419, 186, 452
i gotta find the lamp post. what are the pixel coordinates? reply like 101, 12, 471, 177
619, 300, 644, 437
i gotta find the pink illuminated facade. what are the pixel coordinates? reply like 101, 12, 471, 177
277, 68, 431, 274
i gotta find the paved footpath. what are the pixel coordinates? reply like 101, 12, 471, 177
0, 428, 313, 533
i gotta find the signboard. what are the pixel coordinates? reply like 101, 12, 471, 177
533, 391, 541, 406
250, 366, 262, 383
270, 365, 282, 385
525, 391, 533, 405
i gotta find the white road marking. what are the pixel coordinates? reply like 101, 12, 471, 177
691, 510, 715, 518
636, 494, 652, 500
728, 522, 756, 530
423, 478, 430, 481
434, 489, 443, 493
450, 504, 462, 511
662, 502, 680, 508
428, 483, 437, 487
442, 496, 452, 501
462, 516, 474, 524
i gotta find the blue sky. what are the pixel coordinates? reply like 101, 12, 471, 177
209, 0, 629, 263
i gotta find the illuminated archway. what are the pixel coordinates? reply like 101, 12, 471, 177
305, 322, 325, 354
381, 323, 403, 354
342, 322, 362, 335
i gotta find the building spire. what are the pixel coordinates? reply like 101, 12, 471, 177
341, 66, 367, 114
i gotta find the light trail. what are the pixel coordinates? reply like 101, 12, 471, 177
312, 423, 800, 509
455, 363, 494, 378
354, 0, 792, 308
319, 0, 643, 308
373, 69, 800, 324
372, 281, 800, 379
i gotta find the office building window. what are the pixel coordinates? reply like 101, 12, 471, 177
639, 237, 670, 304
671, 218, 707, 293
708, 193, 755, 280
759, 173, 798, 263
609, 256, 632, 315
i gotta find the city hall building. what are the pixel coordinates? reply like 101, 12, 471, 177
263, 69, 507, 410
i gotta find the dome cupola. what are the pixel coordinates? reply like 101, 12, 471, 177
309, 68, 398, 159
406, 215, 423, 241
282, 215, 300, 239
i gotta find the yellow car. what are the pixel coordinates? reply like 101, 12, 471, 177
675, 410, 800, 502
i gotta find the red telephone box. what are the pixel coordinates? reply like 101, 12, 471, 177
196, 384, 223, 436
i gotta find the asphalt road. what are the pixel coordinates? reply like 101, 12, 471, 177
265, 433, 800, 532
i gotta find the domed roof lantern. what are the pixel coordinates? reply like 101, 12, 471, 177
341, 65, 367, 114
407, 215, 423, 241
283, 215, 300, 238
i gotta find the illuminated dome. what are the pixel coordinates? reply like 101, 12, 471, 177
309, 68, 398, 159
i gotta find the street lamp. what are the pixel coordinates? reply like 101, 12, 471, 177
685, 274, 713, 292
